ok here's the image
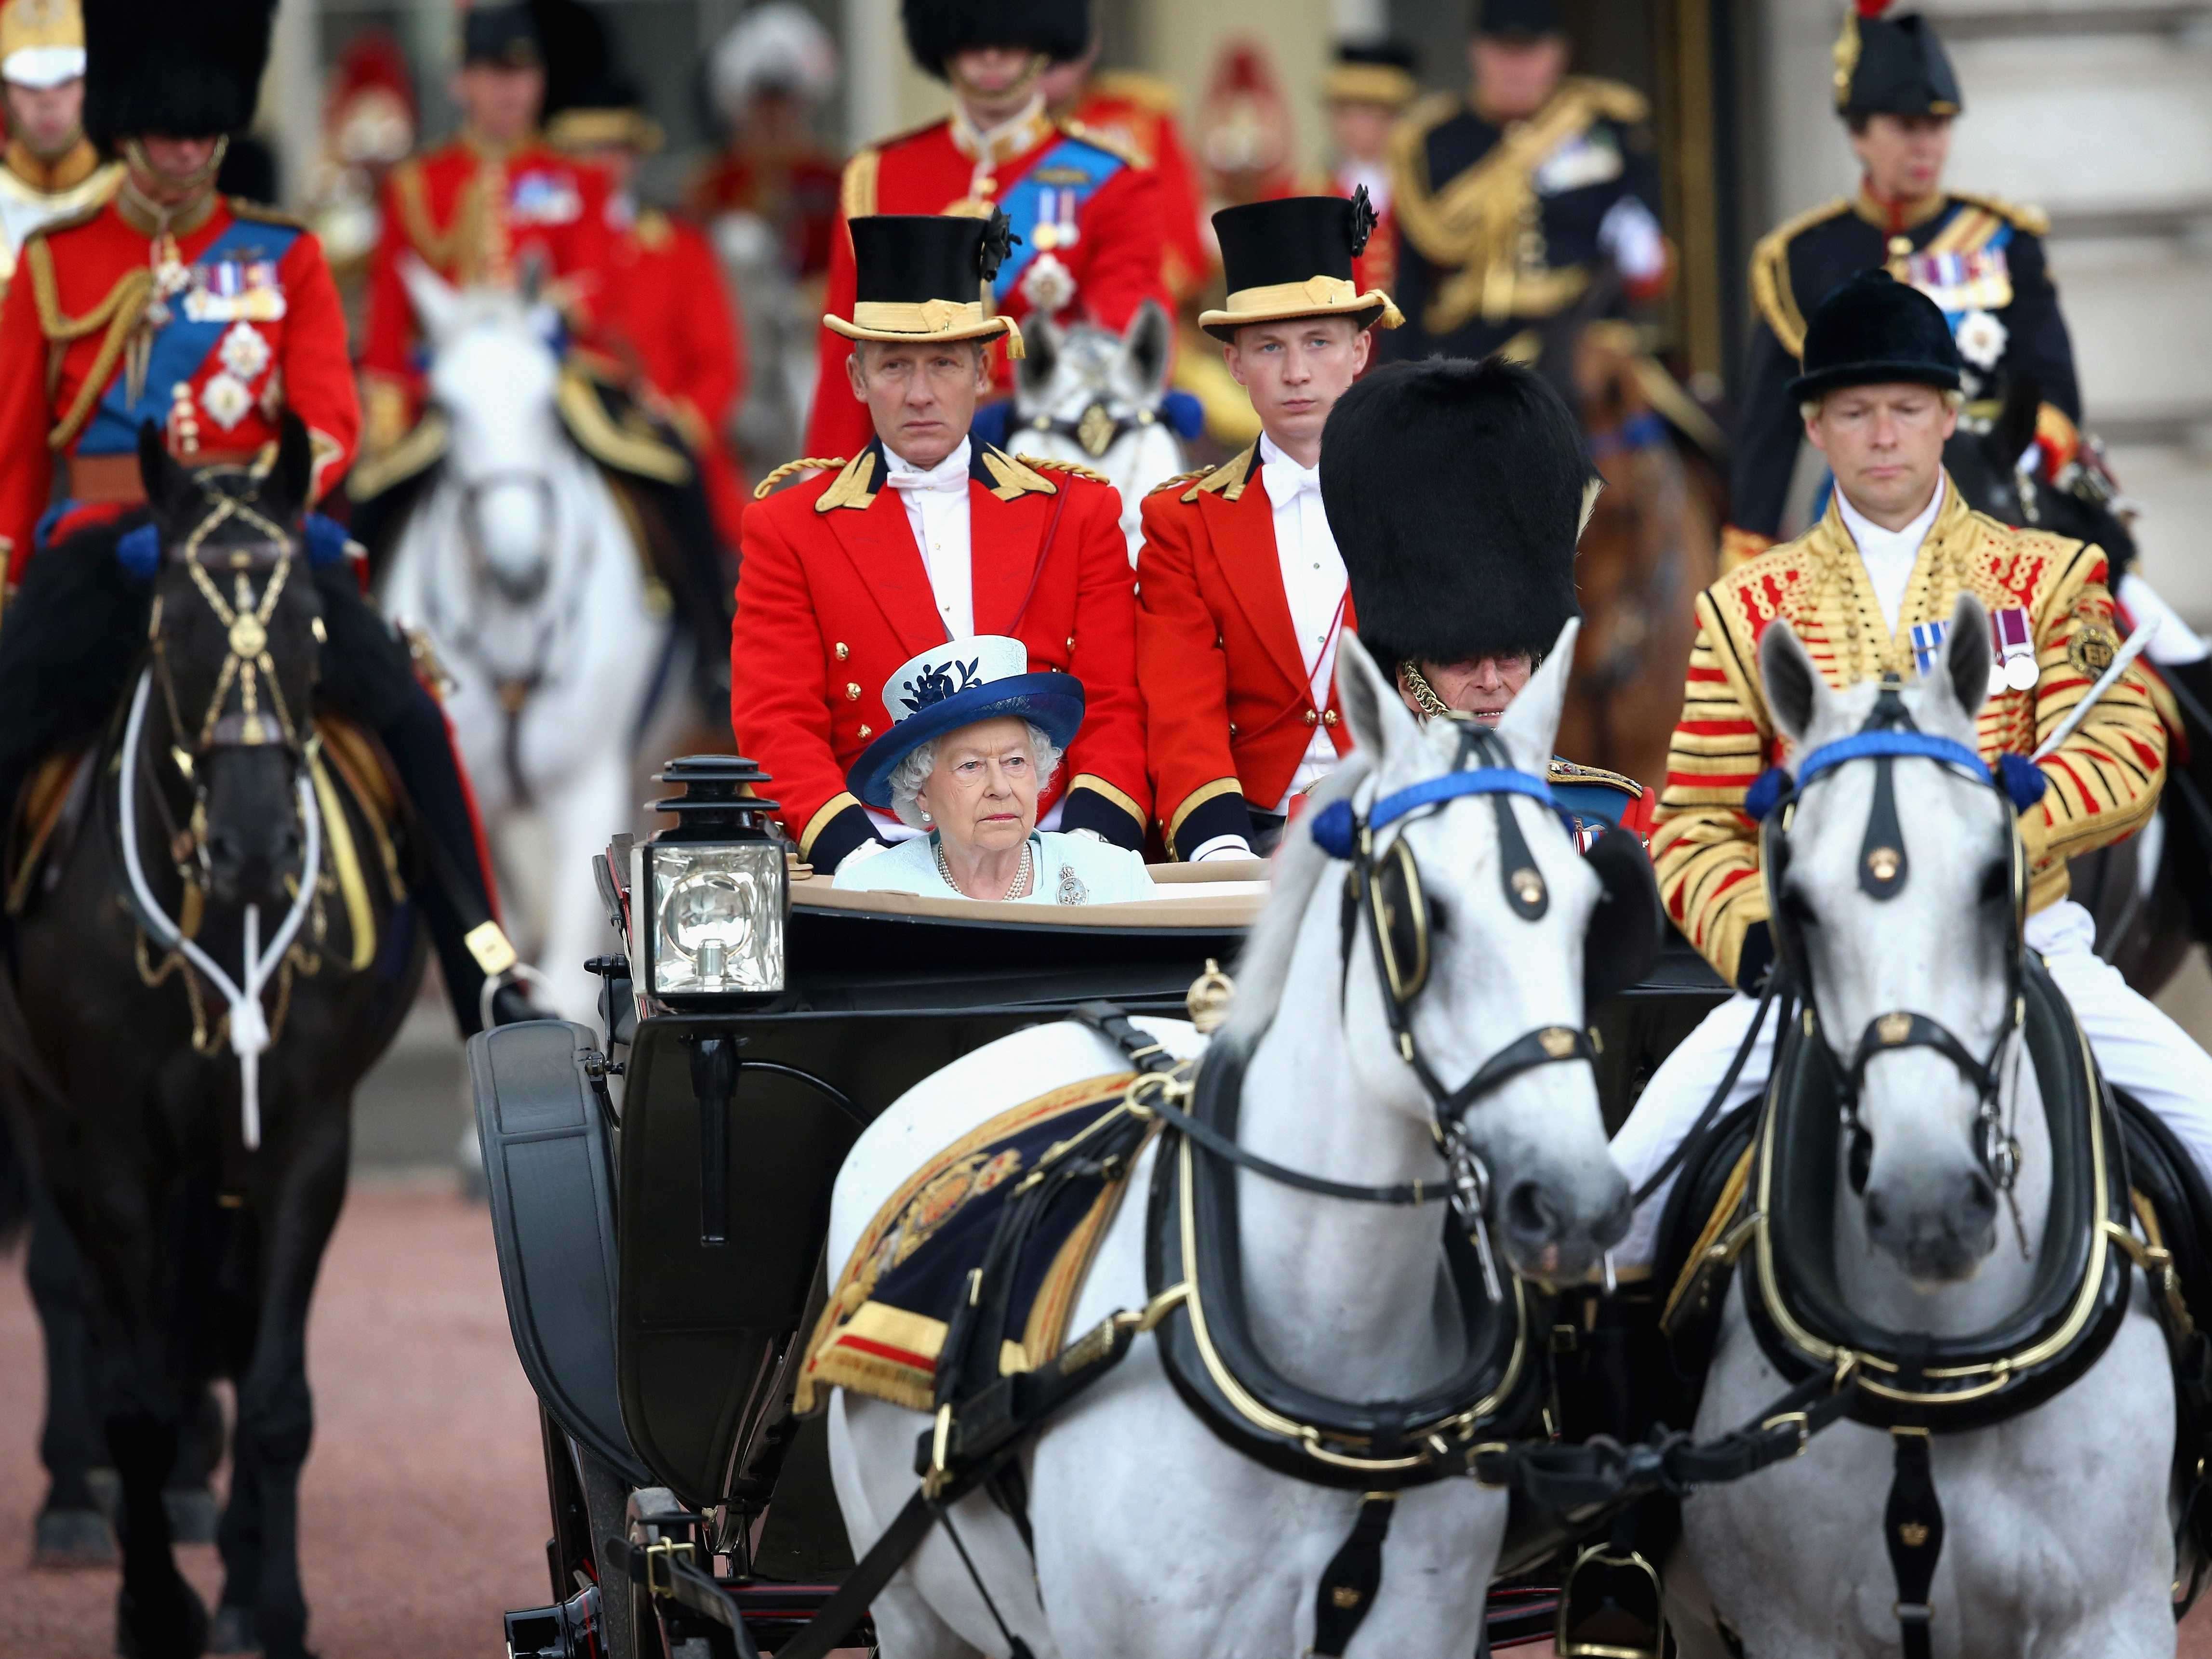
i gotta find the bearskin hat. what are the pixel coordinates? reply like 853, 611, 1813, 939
84, 0, 274, 146
1321, 357, 1592, 670
900, 0, 1090, 82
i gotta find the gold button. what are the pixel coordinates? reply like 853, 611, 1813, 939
858, 724, 873, 739
835, 642, 850, 661
845, 682, 861, 700
1323, 709, 1338, 727
1066, 635, 1075, 651
1215, 633, 1224, 648
1304, 709, 1319, 727
1227, 722, 1239, 737
1888, 235, 1913, 257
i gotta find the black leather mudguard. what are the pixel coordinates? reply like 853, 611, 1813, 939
471, 1019, 652, 1488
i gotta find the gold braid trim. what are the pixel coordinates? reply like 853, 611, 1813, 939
1946, 189, 2048, 238
227, 197, 309, 230
839, 148, 879, 222
752, 455, 847, 500
553, 370, 692, 484
1015, 454, 1107, 484
979, 446, 1056, 500
1148, 466, 1209, 496
347, 409, 450, 502
1748, 199, 1848, 360
392, 156, 492, 279
30, 238, 154, 450
1180, 445, 1256, 503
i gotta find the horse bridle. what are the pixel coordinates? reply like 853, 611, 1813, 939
1762, 682, 2030, 1198
1015, 400, 1161, 461
1306, 723, 1602, 1279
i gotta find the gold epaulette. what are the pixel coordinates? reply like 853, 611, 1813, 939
1016, 454, 1107, 484
752, 456, 846, 500
227, 197, 309, 230
814, 452, 880, 512
1090, 69, 1179, 116
1057, 117, 1146, 170
838, 147, 879, 221
1147, 466, 1210, 496
1749, 198, 1850, 358
1547, 757, 1644, 799
1572, 75, 1650, 125
1947, 190, 2050, 238
1179, 445, 1257, 504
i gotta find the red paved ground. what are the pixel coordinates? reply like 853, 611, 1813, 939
0, 1181, 548, 1658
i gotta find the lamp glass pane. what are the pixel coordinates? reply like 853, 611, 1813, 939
648, 841, 785, 994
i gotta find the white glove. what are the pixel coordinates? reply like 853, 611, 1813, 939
1189, 836, 1255, 863
1597, 198, 1666, 285
2118, 571, 2210, 667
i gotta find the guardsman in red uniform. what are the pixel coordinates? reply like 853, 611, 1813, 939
801, 0, 1168, 458
0, 0, 538, 1031
1134, 192, 1402, 861
1041, 42, 1210, 309
546, 65, 750, 553
686, 3, 842, 283
738, 212, 1149, 873
358, 2, 616, 455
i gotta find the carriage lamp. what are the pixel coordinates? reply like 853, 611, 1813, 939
632, 755, 788, 1001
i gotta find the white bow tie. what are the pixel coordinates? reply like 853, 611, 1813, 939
886, 460, 970, 495
1262, 456, 1320, 507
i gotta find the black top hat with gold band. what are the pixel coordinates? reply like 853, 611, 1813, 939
825, 212, 1026, 358
1833, 1, 1960, 119
1199, 189, 1402, 344
1324, 40, 1418, 109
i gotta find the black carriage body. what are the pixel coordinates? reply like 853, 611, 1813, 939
480, 889, 1726, 1644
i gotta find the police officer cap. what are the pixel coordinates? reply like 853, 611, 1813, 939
1788, 269, 1963, 405
1836, 2, 1962, 119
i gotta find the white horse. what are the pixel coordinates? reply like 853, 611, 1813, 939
1673, 599, 2174, 1658
1009, 300, 1185, 563
826, 625, 1631, 1658
378, 261, 666, 1021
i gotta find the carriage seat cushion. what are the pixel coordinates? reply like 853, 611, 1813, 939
796, 1072, 1150, 1415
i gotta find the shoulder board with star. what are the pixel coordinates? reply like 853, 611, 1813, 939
1179, 445, 1258, 504
1016, 454, 1108, 484
1945, 190, 2050, 239
1749, 197, 1851, 359
1055, 118, 1145, 170
228, 198, 309, 231
1546, 758, 1644, 799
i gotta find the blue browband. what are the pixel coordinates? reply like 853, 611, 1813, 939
1309, 768, 1557, 858
1745, 731, 2047, 819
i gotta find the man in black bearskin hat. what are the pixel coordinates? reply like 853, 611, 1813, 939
1379, 0, 1668, 369
0, 0, 545, 1035
800, 0, 1168, 457
1319, 354, 1655, 840
1618, 270, 2212, 1268
1724, 1, 2083, 570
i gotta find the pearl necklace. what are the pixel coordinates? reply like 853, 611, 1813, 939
935, 836, 1033, 901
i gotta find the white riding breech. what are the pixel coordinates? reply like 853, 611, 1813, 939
1612, 899, 2212, 1271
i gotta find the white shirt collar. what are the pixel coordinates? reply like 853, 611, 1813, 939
1835, 476, 1944, 556
1835, 478, 1945, 634
880, 437, 973, 490
1257, 431, 1319, 501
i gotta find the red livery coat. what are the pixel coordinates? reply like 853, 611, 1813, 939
802, 112, 1169, 458
732, 441, 1150, 870
0, 195, 358, 582
1135, 446, 1355, 857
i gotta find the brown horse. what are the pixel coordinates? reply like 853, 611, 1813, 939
1544, 319, 1725, 793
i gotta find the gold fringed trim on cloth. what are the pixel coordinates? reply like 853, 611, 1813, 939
797, 1071, 1153, 1414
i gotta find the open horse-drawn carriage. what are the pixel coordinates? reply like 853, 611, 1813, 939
480, 741, 1741, 1659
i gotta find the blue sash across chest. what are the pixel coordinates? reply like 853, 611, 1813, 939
989, 135, 1126, 305
82, 216, 300, 455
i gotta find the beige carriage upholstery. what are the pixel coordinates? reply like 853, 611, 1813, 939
788, 858, 1270, 929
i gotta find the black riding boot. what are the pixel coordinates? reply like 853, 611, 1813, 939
310, 566, 540, 1035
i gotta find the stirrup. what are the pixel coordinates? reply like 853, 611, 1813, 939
1556, 1543, 1666, 1659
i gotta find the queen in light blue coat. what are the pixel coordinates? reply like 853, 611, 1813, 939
833, 637, 1156, 905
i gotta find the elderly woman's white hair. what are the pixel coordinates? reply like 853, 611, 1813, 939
887, 720, 1065, 829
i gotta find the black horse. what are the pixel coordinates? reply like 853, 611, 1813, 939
1945, 380, 2212, 992
0, 419, 427, 1658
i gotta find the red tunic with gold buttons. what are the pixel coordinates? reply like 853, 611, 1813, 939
360, 135, 617, 448
1135, 445, 1355, 858
1064, 72, 1210, 306
0, 193, 359, 583
601, 205, 750, 548
801, 110, 1168, 459
732, 441, 1150, 872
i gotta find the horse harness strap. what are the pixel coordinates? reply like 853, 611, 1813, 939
1886, 1430, 1943, 1659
